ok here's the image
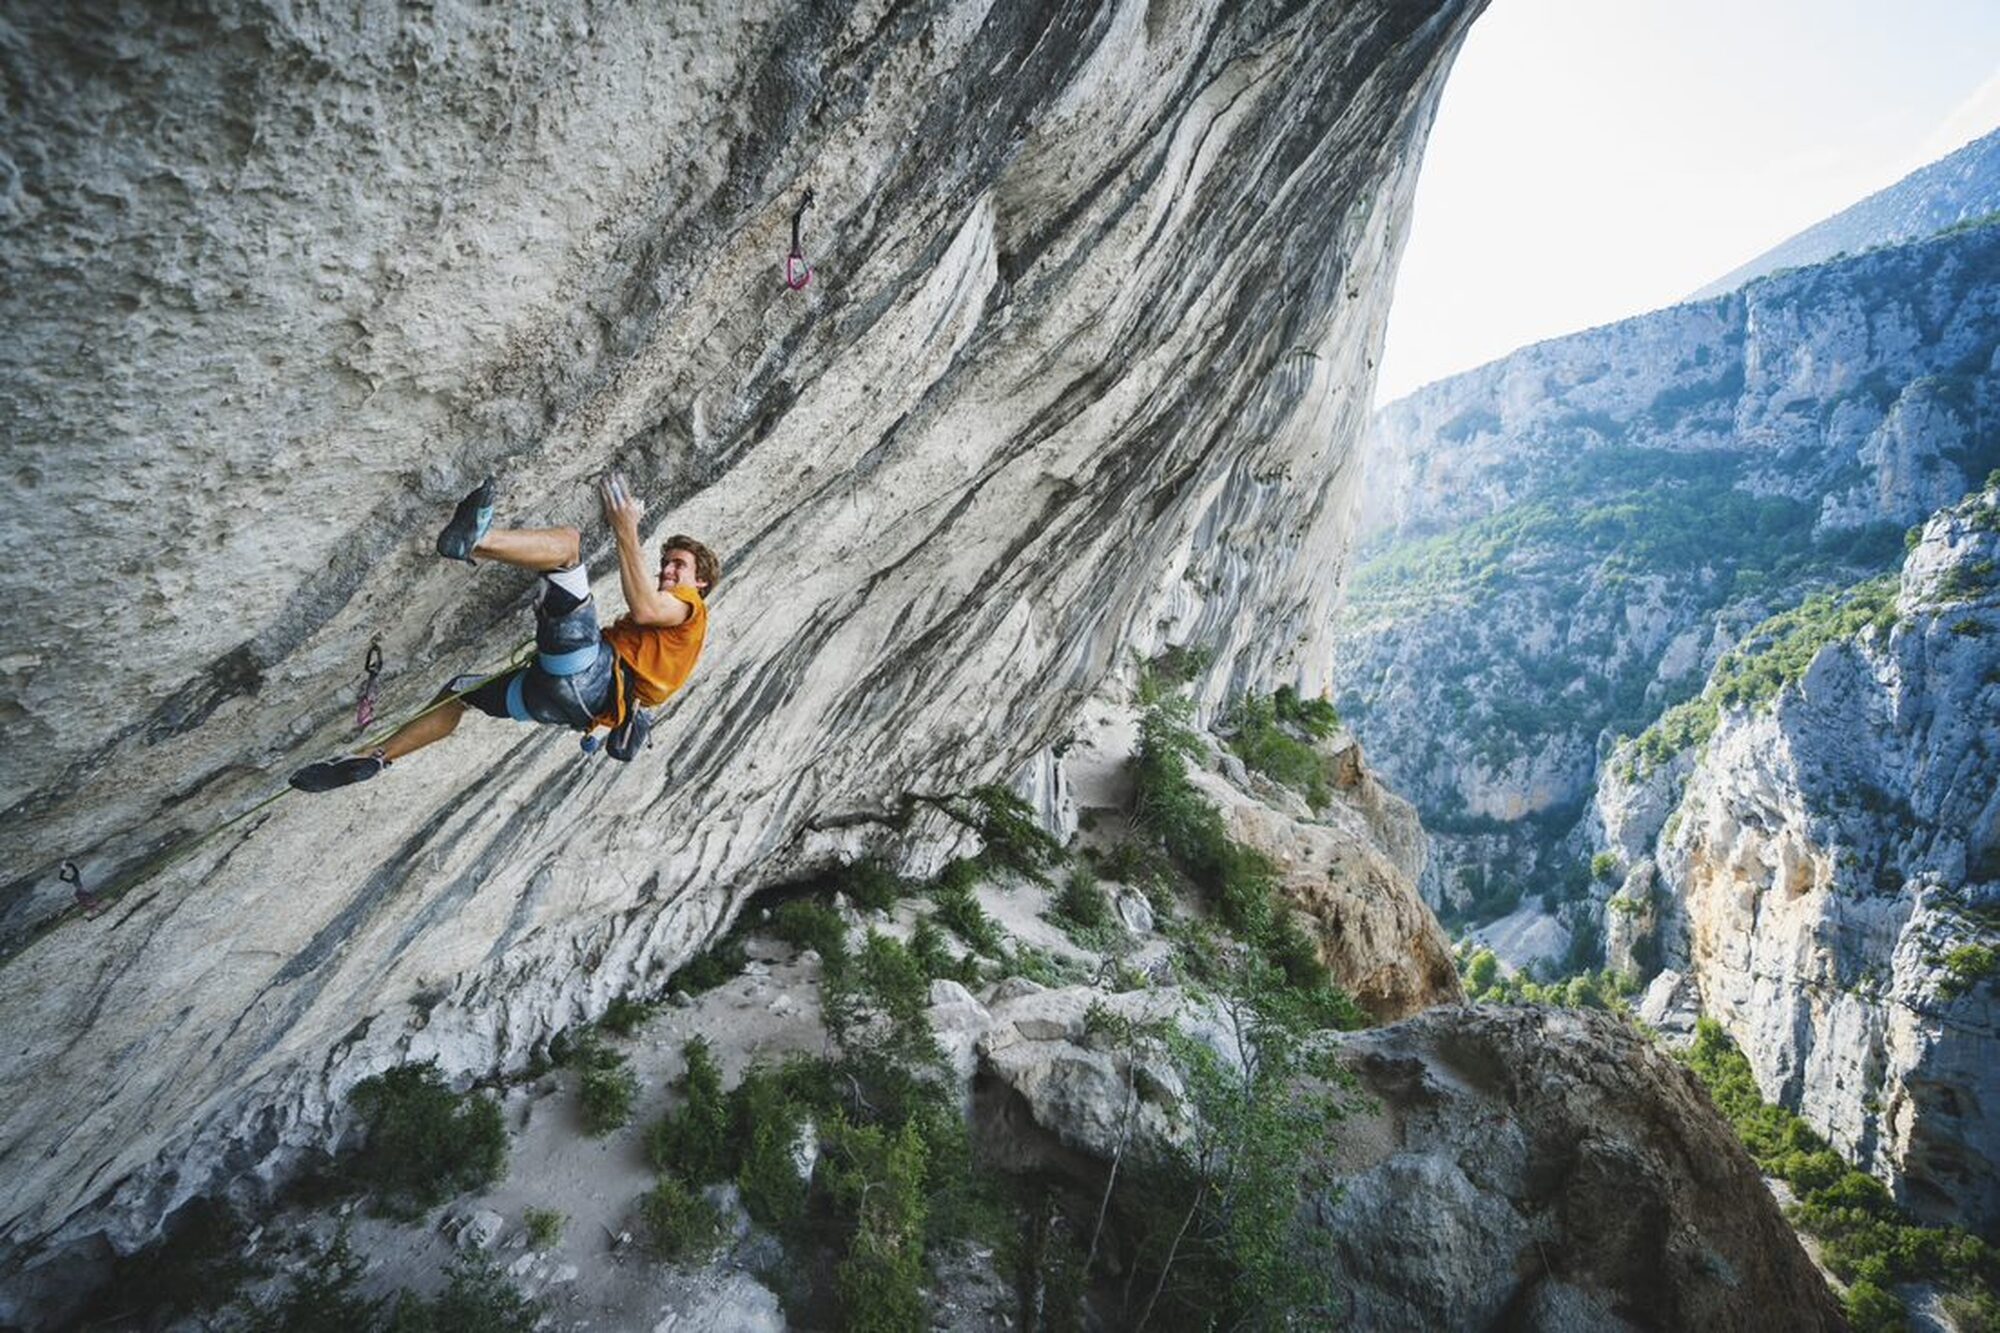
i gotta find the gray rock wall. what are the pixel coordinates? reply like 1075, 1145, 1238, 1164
1608, 488, 2000, 1228
977, 996, 1845, 1329
0, 0, 1482, 1290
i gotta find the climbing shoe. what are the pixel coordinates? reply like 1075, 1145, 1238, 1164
289, 752, 388, 793
435, 477, 495, 564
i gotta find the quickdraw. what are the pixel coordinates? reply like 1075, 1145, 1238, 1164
786, 188, 815, 291
355, 639, 384, 733
18, 644, 533, 955
59, 861, 102, 918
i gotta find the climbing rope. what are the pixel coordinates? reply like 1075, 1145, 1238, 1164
22, 643, 535, 951
786, 188, 815, 291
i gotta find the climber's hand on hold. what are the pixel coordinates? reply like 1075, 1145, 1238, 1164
600, 471, 644, 532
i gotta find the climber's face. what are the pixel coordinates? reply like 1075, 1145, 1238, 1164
658, 547, 707, 594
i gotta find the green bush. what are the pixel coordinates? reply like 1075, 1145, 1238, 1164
1136, 644, 1213, 705
1272, 684, 1340, 739
1941, 944, 2000, 998
909, 915, 980, 985
650, 1037, 733, 1185
247, 1227, 380, 1333
598, 995, 655, 1037
1623, 696, 1719, 778
931, 865, 1004, 956
1683, 1020, 2000, 1322
523, 1207, 565, 1249
1712, 577, 1900, 712
667, 933, 748, 995
957, 784, 1064, 881
640, 1175, 723, 1262
347, 1064, 507, 1217
772, 898, 850, 966
823, 932, 943, 1081
733, 1068, 811, 1231
1133, 703, 1364, 1027
1054, 864, 1111, 930
1091, 837, 1168, 891
1049, 865, 1117, 950
822, 1116, 929, 1333
1230, 692, 1331, 808
1590, 852, 1620, 881
1114, 953, 1356, 1329
385, 1258, 541, 1333
1003, 943, 1088, 989
1464, 948, 1499, 995
580, 1060, 638, 1136
1843, 1278, 1905, 1333
832, 858, 908, 914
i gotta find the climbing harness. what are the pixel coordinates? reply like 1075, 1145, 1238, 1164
355, 639, 384, 733
59, 861, 102, 919
26, 643, 534, 951
785, 189, 815, 291
577, 661, 654, 761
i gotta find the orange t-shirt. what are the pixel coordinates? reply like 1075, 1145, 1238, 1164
594, 586, 707, 726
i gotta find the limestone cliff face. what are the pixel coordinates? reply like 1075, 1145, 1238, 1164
1332, 218, 2000, 926
0, 0, 1484, 1285
1599, 488, 2000, 1229
1194, 736, 1461, 1020
981, 997, 1844, 1329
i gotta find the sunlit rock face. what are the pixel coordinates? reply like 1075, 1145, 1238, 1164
1613, 489, 2000, 1229
0, 0, 1482, 1296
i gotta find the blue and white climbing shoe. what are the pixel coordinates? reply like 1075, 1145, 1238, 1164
289, 752, 388, 793
435, 477, 495, 564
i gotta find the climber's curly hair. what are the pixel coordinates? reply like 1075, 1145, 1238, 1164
661, 535, 720, 591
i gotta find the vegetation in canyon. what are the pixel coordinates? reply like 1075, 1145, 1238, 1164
1682, 1020, 2000, 1331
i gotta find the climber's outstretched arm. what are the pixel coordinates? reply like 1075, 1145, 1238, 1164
600, 474, 694, 627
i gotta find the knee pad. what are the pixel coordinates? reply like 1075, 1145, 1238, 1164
539, 564, 592, 616
536, 591, 603, 669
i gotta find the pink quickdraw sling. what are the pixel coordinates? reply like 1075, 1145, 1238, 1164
786, 189, 815, 291
60, 860, 103, 918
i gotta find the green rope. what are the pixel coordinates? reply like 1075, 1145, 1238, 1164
20, 642, 535, 950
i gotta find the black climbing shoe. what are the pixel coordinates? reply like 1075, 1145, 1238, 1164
289, 753, 388, 793
435, 477, 496, 564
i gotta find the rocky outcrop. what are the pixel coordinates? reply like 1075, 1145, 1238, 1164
0, 0, 1487, 1293
977, 995, 1844, 1329
1333, 214, 2000, 924
1061, 698, 1461, 1020
1598, 487, 2000, 1229
1193, 741, 1462, 1019
1322, 1005, 1845, 1331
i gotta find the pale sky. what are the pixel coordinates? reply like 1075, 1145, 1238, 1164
1375, 0, 2000, 404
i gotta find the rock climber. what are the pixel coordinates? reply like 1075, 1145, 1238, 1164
290, 473, 717, 792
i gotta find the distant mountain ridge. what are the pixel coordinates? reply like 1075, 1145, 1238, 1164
1691, 126, 2000, 299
